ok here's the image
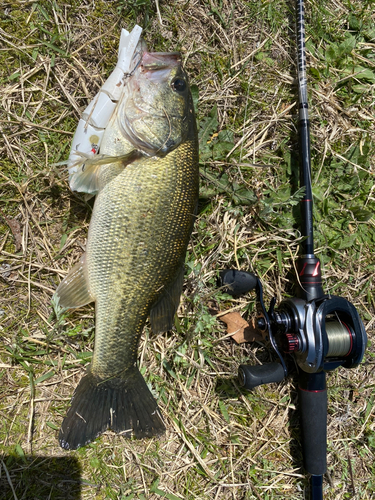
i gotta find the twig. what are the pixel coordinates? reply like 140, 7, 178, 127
1, 460, 19, 500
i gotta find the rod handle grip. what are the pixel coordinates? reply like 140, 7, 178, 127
298, 384, 327, 476
238, 363, 285, 390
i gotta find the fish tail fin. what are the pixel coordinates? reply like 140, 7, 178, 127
59, 367, 165, 450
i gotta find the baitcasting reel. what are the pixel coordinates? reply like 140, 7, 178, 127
219, 264, 367, 391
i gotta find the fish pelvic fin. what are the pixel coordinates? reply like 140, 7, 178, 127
59, 367, 165, 450
54, 254, 94, 309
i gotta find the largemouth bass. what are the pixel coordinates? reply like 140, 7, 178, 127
55, 44, 199, 450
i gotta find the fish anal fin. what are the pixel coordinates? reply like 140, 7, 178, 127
150, 266, 185, 333
59, 367, 165, 450
54, 254, 94, 309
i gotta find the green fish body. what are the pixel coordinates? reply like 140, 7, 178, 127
56, 49, 198, 450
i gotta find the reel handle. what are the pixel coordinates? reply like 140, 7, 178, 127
238, 362, 285, 390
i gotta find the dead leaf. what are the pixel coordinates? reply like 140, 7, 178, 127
0, 208, 22, 252
219, 311, 264, 344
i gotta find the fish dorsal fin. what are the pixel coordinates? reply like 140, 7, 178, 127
150, 266, 185, 333
69, 150, 142, 194
54, 254, 94, 309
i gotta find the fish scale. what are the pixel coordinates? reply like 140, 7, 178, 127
55, 46, 198, 449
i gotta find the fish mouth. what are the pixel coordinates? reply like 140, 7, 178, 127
140, 52, 182, 71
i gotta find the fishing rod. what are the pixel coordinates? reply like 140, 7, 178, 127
219, 0, 367, 498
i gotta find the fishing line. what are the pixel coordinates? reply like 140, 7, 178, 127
325, 320, 353, 357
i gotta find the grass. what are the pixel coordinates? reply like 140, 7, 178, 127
0, 0, 374, 498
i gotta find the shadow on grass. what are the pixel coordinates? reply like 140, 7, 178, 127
0, 455, 82, 500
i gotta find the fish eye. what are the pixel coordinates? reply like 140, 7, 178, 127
171, 78, 186, 92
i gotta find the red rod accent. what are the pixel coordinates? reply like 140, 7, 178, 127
312, 262, 320, 277
299, 263, 307, 276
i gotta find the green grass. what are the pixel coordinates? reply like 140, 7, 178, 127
1, 0, 374, 499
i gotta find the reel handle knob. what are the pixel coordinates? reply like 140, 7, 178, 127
218, 270, 258, 296
238, 362, 285, 390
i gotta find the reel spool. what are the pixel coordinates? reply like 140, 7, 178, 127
325, 320, 353, 358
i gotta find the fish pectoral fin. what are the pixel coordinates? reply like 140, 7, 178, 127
54, 254, 94, 309
150, 265, 185, 333
69, 150, 142, 194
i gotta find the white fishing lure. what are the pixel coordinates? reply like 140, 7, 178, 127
68, 26, 143, 187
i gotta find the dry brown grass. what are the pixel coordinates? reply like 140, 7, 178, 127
1, 0, 374, 499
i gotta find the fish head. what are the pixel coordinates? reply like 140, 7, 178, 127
118, 51, 193, 156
